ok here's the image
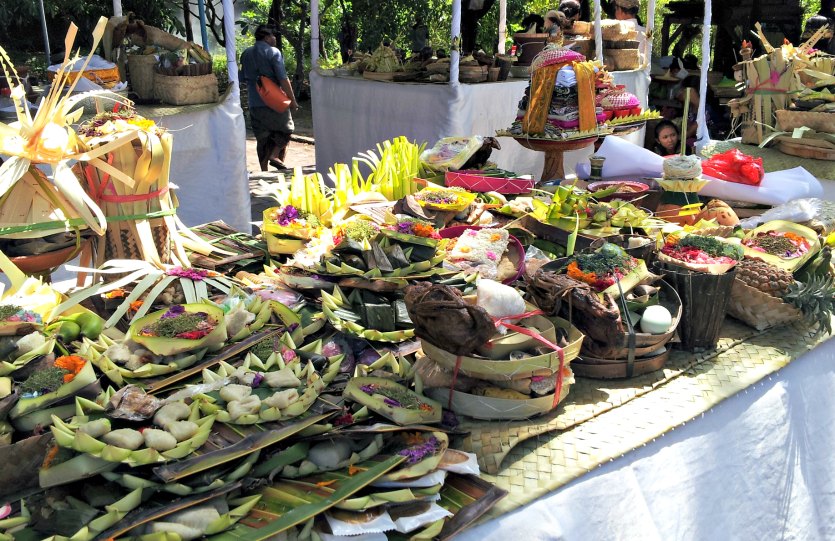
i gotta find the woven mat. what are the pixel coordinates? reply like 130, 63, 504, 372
701, 139, 833, 180
455, 317, 831, 520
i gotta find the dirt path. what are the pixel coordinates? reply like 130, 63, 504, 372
243, 99, 315, 175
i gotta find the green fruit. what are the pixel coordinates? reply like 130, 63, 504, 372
56, 321, 81, 342
74, 312, 104, 340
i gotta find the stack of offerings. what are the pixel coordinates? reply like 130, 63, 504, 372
405, 280, 583, 420
600, 20, 640, 71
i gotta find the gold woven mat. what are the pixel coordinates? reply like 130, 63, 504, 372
461, 318, 758, 474
461, 318, 830, 520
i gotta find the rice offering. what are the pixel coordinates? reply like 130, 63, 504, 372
448, 228, 510, 279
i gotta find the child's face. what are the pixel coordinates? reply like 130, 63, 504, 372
656, 126, 679, 151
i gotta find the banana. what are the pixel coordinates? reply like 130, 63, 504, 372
795, 246, 832, 283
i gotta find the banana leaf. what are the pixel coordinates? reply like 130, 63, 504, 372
144, 328, 284, 395
742, 220, 821, 272
39, 453, 118, 488
0, 433, 52, 498
152, 413, 331, 483
321, 287, 415, 343
78, 335, 208, 384
206, 456, 405, 541
95, 482, 243, 540
436, 473, 508, 540
343, 377, 441, 426
129, 303, 228, 356
9, 359, 97, 419
335, 484, 444, 511
49, 401, 215, 466
0, 336, 55, 376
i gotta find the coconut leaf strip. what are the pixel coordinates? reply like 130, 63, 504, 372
207, 455, 405, 541
94, 481, 242, 540
438, 474, 508, 540
144, 327, 283, 394
152, 413, 331, 482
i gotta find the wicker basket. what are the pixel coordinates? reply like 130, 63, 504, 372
104, 217, 171, 265
727, 279, 802, 331
603, 48, 640, 71
154, 72, 219, 105
127, 54, 157, 100
776, 109, 835, 133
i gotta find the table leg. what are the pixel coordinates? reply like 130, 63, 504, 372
541, 150, 565, 182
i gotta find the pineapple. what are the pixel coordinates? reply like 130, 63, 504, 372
735, 258, 795, 298
784, 276, 835, 336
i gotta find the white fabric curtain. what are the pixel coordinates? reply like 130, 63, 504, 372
498, 0, 507, 54
696, 0, 712, 145
222, 0, 238, 88
311, 0, 320, 69
451, 0, 462, 86
593, 0, 603, 61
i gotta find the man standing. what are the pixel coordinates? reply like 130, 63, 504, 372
241, 24, 299, 171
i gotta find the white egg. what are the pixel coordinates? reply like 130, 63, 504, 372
640, 305, 673, 334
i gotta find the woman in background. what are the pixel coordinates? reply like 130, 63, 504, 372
652, 120, 692, 156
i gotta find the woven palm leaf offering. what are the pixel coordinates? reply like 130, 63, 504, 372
407, 280, 578, 420
321, 285, 415, 343
655, 155, 708, 226
193, 333, 343, 424
0, 19, 121, 249
50, 398, 214, 467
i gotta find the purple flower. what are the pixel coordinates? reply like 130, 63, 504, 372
383, 397, 402, 407
397, 222, 414, 234
322, 341, 342, 357
161, 305, 186, 319
166, 267, 209, 281
277, 205, 300, 226
251, 373, 265, 387
360, 384, 377, 394
398, 436, 440, 464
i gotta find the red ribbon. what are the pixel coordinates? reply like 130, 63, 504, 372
446, 309, 567, 411
84, 157, 169, 204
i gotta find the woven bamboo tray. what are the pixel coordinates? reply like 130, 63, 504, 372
726, 279, 802, 331
572, 347, 670, 379
776, 140, 835, 161
603, 49, 640, 71
425, 379, 572, 421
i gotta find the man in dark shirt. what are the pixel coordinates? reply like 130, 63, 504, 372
241, 24, 299, 171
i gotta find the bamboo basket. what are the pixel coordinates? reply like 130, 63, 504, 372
775, 110, 835, 133
154, 72, 218, 105
727, 279, 802, 331
603, 49, 640, 71
127, 54, 157, 100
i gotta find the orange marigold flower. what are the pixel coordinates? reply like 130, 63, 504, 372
316, 479, 337, 487
413, 223, 435, 238
129, 300, 144, 312
403, 432, 425, 445
783, 232, 806, 246
419, 403, 433, 412
104, 289, 128, 299
55, 355, 86, 383
348, 465, 367, 476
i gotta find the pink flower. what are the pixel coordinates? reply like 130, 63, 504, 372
486, 251, 497, 261
466, 230, 478, 237
281, 348, 297, 362
166, 267, 209, 281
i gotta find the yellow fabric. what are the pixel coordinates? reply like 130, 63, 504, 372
574, 61, 597, 133
47, 66, 121, 87
522, 63, 562, 135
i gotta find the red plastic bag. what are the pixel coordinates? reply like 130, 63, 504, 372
702, 149, 765, 186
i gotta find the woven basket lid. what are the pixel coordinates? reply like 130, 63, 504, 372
530, 45, 585, 72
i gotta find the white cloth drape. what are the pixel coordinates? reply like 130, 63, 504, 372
696, 0, 711, 145
498, 0, 507, 54
222, 0, 238, 87
310, 0, 320, 68
593, 0, 603, 61
458, 335, 835, 541
451, 0, 462, 86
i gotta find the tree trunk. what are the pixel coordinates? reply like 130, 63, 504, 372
269, 0, 286, 51
294, 1, 308, 94
183, 0, 194, 42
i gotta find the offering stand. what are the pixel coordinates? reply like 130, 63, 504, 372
511, 136, 598, 182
